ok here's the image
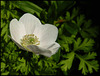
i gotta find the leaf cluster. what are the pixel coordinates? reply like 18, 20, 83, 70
57, 7, 99, 75
1, 1, 99, 75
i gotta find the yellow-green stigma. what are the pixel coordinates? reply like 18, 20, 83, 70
20, 34, 40, 47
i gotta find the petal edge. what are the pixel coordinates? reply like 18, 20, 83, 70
19, 13, 41, 34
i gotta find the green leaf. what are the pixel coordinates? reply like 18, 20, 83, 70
13, 1, 43, 17
4, 31, 9, 42
9, 10, 19, 19
1, 9, 6, 19
1, 25, 8, 37
56, 1, 64, 7
14, 57, 28, 74
77, 15, 85, 26
1, 72, 9, 75
6, 10, 10, 19
1, 1, 6, 6
80, 30, 90, 38
73, 38, 95, 52
43, 1, 49, 6
81, 27, 99, 38
52, 49, 60, 62
76, 52, 99, 75
80, 19, 99, 38
57, 1, 76, 17
34, 70, 40, 75
85, 27, 99, 37
84, 20, 92, 28
71, 8, 79, 19
1, 62, 6, 71
37, 59, 57, 75
38, 60, 43, 69
65, 11, 71, 21
58, 23, 64, 35
59, 52, 75, 71
84, 52, 97, 60
47, 2, 57, 23
40, 9, 47, 23
1, 19, 5, 28
1, 23, 9, 42
59, 35, 74, 52
64, 23, 78, 35
51, 1, 57, 9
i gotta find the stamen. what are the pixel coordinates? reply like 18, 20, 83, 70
20, 34, 40, 47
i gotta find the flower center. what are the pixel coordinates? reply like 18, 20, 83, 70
20, 34, 40, 47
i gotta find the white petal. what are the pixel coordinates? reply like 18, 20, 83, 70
34, 24, 58, 48
19, 13, 41, 34
8, 35, 27, 51
27, 45, 52, 57
47, 42, 60, 55
10, 19, 26, 44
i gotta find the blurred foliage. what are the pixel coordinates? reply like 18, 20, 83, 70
1, 1, 99, 75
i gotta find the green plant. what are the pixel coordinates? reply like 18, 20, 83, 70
1, 1, 99, 75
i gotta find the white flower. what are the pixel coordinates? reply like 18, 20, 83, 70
9, 13, 60, 57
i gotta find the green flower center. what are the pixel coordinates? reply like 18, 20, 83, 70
20, 34, 40, 47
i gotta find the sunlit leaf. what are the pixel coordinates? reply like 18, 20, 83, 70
59, 52, 75, 71
76, 52, 99, 75
74, 38, 95, 52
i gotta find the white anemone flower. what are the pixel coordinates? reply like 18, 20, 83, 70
9, 13, 60, 57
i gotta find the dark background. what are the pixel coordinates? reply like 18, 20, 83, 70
76, 1, 100, 25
